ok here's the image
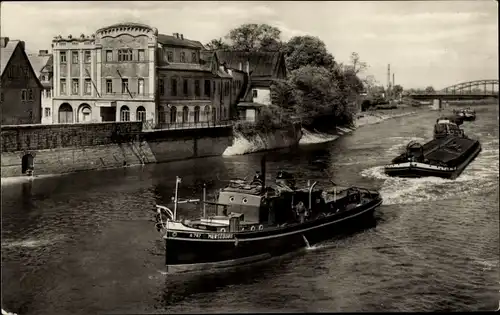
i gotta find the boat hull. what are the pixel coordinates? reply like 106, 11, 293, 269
163, 198, 382, 273
385, 142, 482, 179
463, 115, 476, 121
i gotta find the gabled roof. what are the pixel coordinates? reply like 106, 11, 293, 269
215, 51, 286, 80
158, 34, 204, 49
27, 53, 52, 78
1, 40, 44, 89
1, 40, 21, 75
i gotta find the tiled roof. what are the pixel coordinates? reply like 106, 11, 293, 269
158, 34, 204, 49
27, 53, 51, 78
0, 40, 21, 75
157, 63, 209, 72
215, 51, 284, 78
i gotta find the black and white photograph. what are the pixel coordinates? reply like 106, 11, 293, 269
1, 1, 498, 314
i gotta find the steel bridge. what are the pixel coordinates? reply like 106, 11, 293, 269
410, 79, 499, 100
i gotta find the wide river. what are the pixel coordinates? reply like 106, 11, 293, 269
2, 104, 499, 314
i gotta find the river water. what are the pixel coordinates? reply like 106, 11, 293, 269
2, 104, 498, 314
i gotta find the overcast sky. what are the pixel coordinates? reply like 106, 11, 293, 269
1, 1, 497, 89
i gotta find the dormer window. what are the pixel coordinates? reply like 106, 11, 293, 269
191, 52, 197, 63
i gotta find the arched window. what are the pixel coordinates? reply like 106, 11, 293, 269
58, 103, 73, 123
204, 105, 211, 122
158, 107, 165, 123
194, 106, 200, 123
182, 106, 189, 123
120, 105, 130, 121
78, 103, 92, 122
212, 107, 217, 122
170, 106, 177, 123
136, 106, 146, 122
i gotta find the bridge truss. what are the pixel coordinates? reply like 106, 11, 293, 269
440, 79, 499, 95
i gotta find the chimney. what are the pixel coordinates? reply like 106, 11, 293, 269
0, 37, 9, 48
239, 62, 242, 71
39, 49, 49, 56
172, 32, 178, 38
245, 60, 250, 74
180, 34, 184, 40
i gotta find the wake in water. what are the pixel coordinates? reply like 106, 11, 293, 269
299, 128, 340, 145
361, 140, 499, 205
1, 235, 65, 249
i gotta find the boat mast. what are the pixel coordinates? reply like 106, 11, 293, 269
203, 183, 207, 218
173, 176, 181, 221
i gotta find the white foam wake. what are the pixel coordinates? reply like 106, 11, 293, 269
361, 143, 499, 205
2, 235, 65, 249
299, 128, 340, 145
223, 130, 300, 156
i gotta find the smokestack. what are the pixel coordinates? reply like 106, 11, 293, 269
392, 73, 395, 87
387, 64, 391, 89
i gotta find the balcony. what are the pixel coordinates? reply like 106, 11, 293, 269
100, 92, 155, 99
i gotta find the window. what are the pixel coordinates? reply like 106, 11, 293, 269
194, 80, 200, 96
138, 78, 144, 95
194, 106, 200, 123
84, 79, 92, 95
159, 79, 164, 95
252, 89, 258, 98
136, 106, 146, 122
48, 89, 52, 98
106, 50, 113, 62
41, 75, 45, 81
44, 108, 51, 117
182, 106, 189, 123
21, 90, 27, 101
180, 52, 185, 63
204, 80, 211, 97
121, 78, 129, 94
28, 89, 33, 101
167, 51, 173, 62
0, 92, 3, 102
72, 79, 79, 95
183, 79, 188, 96
60, 51, 67, 64
138, 49, 145, 61
120, 106, 130, 121
170, 106, 177, 123
171, 79, 177, 96
60, 79, 67, 94
106, 79, 113, 94
118, 49, 133, 62
72, 51, 79, 64
84, 50, 91, 63
191, 52, 197, 63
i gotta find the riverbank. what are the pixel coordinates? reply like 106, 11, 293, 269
299, 106, 423, 145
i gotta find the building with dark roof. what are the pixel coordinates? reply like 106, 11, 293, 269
27, 50, 53, 124
1, 37, 43, 125
50, 22, 241, 128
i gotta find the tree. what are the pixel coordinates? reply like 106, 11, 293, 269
425, 86, 435, 94
205, 38, 230, 51
270, 79, 296, 110
226, 23, 282, 51
347, 52, 368, 75
283, 35, 335, 72
392, 84, 404, 98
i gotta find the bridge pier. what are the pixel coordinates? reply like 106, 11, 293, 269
432, 98, 443, 110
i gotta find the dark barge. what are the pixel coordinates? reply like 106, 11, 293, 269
453, 108, 476, 121
153, 158, 383, 273
384, 120, 481, 179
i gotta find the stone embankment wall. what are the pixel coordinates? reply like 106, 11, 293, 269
0, 122, 232, 178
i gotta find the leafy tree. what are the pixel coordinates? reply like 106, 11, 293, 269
270, 79, 296, 110
227, 23, 282, 51
346, 52, 368, 75
283, 35, 335, 71
392, 84, 404, 98
425, 86, 435, 94
205, 38, 230, 51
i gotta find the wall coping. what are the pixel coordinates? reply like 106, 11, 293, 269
1, 121, 141, 131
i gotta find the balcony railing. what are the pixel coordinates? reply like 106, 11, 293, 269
101, 92, 155, 98
152, 119, 234, 131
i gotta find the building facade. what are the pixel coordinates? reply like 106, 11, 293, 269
1, 37, 43, 125
52, 23, 157, 124
156, 34, 233, 128
28, 49, 53, 124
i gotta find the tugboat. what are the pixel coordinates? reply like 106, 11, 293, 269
384, 127, 481, 179
453, 108, 476, 121
434, 117, 466, 139
153, 157, 383, 273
